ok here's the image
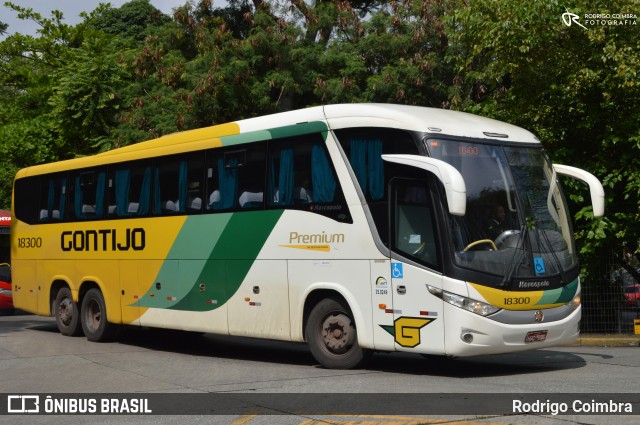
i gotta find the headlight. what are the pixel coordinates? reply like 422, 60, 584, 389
569, 291, 581, 310
427, 285, 500, 316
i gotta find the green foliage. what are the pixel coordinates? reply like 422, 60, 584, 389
48, 35, 131, 155
87, 0, 170, 41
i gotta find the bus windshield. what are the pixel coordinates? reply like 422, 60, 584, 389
428, 139, 577, 284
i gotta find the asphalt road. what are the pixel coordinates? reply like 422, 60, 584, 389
0, 314, 638, 425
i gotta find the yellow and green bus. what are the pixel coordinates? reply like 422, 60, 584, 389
11, 104, 604, 369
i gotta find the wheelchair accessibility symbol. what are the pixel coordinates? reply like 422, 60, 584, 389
533, 257, 546, 275
392, 263, 404, 279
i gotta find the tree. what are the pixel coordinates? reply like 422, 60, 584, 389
88, 0, 170, 41
48, 35, 131, 154
0, 3, 84, 207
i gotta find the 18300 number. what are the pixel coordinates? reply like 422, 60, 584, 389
17, 237, 42, 248
504, 296, 531, 306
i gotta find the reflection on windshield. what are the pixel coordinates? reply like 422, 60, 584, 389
428, 140, 577, 283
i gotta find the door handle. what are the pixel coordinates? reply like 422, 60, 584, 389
397, 285, 406, 295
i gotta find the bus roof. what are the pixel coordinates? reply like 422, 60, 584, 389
14, 104, 539, 178
322, 104, 539, 142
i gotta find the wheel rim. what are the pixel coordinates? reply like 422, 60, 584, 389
321, 312, 355, 354
85, 299, 101, 332
58, 298, 74, 326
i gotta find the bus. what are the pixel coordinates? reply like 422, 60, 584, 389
11, 104, 604, 369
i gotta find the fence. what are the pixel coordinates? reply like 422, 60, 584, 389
580, 251, 640, 334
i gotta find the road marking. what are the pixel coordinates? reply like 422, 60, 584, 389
296, 416, 530, 425
229, 414, 257, 425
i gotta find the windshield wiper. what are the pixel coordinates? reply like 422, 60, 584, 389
531, 216, 568, 285
500, 224, 527, 288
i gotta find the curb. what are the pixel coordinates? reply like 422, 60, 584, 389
568, 334, 640, 347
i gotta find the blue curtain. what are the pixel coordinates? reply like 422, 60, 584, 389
47, 180, 55, 219
115, 169, 130, 216
367, 139, 384, 200
311, 144, 336, 202
95, 171, 106, 217
59, 178, 67, 219
217, 157, 238, 209
138, 167, 151, 215
268, 156, 275, 206
278, 149, 294, 205
153, 168, 161, 213
350, 138, 384, 201
178, 161, 188, 212
350, 139, 368, 194
74, 176, 83, 218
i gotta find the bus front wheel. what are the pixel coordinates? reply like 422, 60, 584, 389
81, 288, 117, 342
305, 297, 369, 369
54, 287, 83, 336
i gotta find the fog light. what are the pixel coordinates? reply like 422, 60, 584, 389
461, 332, 474, 344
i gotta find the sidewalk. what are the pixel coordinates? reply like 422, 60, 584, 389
569, 333, 640, 347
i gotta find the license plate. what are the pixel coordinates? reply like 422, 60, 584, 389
525, 330, 548, 343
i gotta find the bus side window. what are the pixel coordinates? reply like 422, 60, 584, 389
334, 127, 420, 243
185, 155, 204, 213
70, 171, 106, 221
153, 158, 180, 215
266, 134, 350, 222
391, 179, 440, 271
237, 146, 265, 210
268, 144, 314, 207
109, 163, 151, 217
207, 151, 241, 211
38, 176, 67, 222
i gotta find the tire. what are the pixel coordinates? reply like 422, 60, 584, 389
54, 287, 83, 336
305, 297, 369, 369
81, 288, 117, 342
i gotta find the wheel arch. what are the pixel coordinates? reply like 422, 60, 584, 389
301, 285, 372, 348
77, 277, 122, 324
49, 278, 73, 317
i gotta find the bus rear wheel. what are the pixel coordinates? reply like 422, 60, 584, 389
54, 287, 83, 336
81, 288, 117, 342
305, 297, 369, 369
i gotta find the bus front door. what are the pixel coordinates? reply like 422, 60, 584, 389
389, 178, 445, 355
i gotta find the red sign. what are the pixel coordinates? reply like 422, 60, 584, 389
0, 210, 10, 227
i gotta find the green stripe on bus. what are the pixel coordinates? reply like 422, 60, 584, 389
135, 210, 283, 311
267, 121, 328, 139
133, 214, 232, 309
536, 278, 579, 306
171, 210, 283, 311
219, 121, 328, 146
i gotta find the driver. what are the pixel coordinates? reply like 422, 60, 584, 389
485, 204, 508, 240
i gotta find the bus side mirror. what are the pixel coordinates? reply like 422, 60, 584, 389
382, 154, 467, 216
553, 164, 605, 217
